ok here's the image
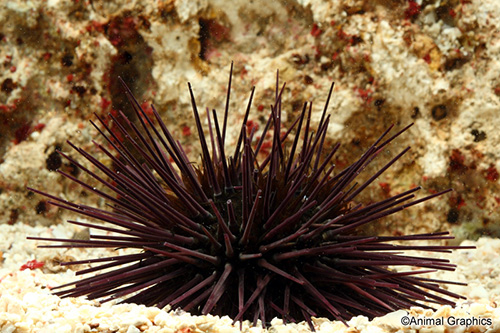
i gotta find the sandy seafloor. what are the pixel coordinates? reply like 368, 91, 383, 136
2, 0, 500, 332
0, 223, 498, 333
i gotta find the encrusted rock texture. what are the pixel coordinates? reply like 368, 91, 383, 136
0, 1, 499, 244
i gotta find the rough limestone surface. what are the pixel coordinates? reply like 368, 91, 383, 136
1, 0, 500, 332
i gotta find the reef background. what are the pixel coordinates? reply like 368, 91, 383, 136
0, 0, 498, 276
2, 0, 500, 241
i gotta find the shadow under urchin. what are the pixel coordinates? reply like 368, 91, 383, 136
28, 63, 472, 330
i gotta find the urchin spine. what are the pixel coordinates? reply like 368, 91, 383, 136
28, 63, 472, 329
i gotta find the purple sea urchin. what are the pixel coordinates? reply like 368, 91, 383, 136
29, 64, 471, 329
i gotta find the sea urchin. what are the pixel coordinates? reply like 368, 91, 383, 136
29, 63, 471, 329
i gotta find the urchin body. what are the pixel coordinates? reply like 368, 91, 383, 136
29, 64, 470, 329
